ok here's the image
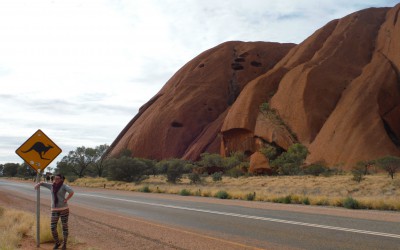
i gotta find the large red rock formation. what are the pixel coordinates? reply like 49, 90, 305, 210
108, 4, 400, 169
108, 41, 295, 160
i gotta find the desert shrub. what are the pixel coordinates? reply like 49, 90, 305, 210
136, 158, 157, 176
304, 162, 330, 176
374, 155, 400, 179
302, 197, 310, 205
105, 156, 149, 182
194, 189, 202, 196
212, 172, 223, 182
188, 173, 201, 184
140, 186, 150, 193
314, 198, 330, 206
271, 143, 308, 175
155, 159, 187, 183
343, 197, 360, 209
226, 165, 246, 178
179, 189, 191, 196
351, 165, 365, 183
355, 160, 374, 175
214, 190, 229, 199
229, 151, 247, 162
273, 195, 292, 204
259, 144, 278, 160
259, 102, 270, 112
245, 192, 256, 201
222, 155, 241, 170
202, 191, 212, 197
166, 159, 185, 183
198, 153, 223, 168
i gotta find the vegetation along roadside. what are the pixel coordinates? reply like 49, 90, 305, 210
1, 143, 399, 212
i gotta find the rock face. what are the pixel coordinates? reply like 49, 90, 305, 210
108, 4, 400, 169
108, 41, 295, 160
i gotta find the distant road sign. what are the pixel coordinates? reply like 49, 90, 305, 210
15, 129, 62, 172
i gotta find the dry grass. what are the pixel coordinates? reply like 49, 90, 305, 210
0, 206, 82, 250
0, 206, 35, 250
71, 174, 400, 211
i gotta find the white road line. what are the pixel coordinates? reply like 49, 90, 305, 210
79, 193, 400, 239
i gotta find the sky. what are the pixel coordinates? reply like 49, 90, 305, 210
1, 0, 398, 168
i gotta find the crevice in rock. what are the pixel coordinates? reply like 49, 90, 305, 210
231, 62, 244, 70
251, 61, 262, 67
393, 6, 400, 25
171, 121, 183, 128
234, 57, 245, 62
228, 47, 242, 105
382, 119, 400, 147
379, 51, 400, 88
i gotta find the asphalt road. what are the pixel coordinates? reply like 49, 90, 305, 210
1, 179, 399, 250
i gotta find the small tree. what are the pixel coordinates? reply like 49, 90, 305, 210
2, 163, 19, 177
17, 162, 36, 178
166, 159, 185, 183
351, 165, 365, 183
92, 144, 110, 177
355, 160, 374, 175
56, 146, 98, 177
374, 156, 400, 179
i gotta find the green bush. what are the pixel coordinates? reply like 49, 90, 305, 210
212, 172, 223, 182
245, 192, 256, 201
304, 162, 329, 176
105, 156, 148, 182
259, 102, 270, 112
140, 186, 151, 193
179, 189, 191, 196
198, 153, 223, 168
214, 190, 229, 199
156, 159, 187, 183
270, 144, 308, 175
259, 145, 278, 160
226, 165, 245, 178
302, 197, 310, 205
273, 195, 292, 204
343, 197, 360, 209
188, 173, 201, 184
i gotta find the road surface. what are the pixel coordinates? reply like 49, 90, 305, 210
1, 179, 399, 249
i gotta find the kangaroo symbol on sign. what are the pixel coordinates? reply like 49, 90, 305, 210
22, 142, 53, 160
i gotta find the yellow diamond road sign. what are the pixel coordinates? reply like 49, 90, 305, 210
16, 129, 62, 172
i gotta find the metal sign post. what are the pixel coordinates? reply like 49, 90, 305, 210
36, 171, 41, 248
15, 129, 62, 248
